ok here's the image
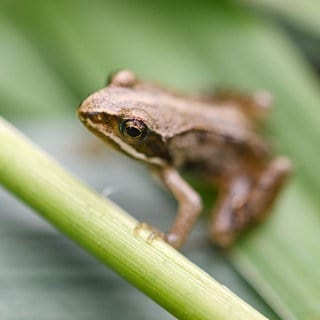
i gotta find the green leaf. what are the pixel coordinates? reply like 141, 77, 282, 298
0, 13, 76, 119
236, 0, 320, 37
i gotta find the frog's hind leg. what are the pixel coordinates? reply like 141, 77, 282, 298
210, 157, 292, 248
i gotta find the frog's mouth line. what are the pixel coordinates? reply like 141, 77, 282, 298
85, 118, 165, 167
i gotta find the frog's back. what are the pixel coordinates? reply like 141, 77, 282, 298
134, 78, 272, 133
195, 90, 273, 123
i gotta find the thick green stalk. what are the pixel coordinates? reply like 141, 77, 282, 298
0, 117, 267, 320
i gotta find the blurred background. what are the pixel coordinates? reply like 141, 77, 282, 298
0, 1, 320, 319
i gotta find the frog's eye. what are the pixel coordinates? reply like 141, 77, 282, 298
120, 119, 148, 142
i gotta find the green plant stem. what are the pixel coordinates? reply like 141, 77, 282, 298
0, 117, 268, 320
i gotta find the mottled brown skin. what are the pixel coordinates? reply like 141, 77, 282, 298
78, 70, 292, 249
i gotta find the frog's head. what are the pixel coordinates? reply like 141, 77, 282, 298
78, 70, 182, 166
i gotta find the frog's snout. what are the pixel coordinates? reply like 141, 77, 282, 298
77, 109, 99, 124
77, 103, 90, 124
77, 93, 99, 123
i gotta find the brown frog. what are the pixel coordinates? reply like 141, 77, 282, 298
78, 70, 291, 249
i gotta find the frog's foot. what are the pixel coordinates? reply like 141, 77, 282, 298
133, 222, 165, 244
147, 231, 166, 244
210, 157, 292, 248
164, 233, 184, 249
133, 222, 150, 236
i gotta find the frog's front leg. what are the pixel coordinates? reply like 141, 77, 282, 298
210, 157, 292, 248
157, 167, 203, 248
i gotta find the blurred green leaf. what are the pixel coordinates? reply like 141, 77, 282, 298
0, 13, 76, 118
236, 0, 320, 37
1, 0, 320, 319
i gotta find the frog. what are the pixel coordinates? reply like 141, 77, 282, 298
78, 70, 291, 249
